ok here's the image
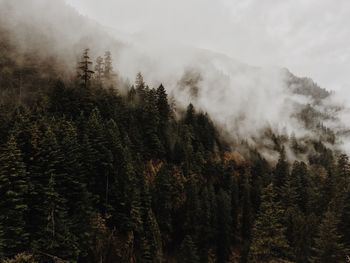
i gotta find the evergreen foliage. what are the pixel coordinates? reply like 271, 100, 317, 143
0, 47, 349, 263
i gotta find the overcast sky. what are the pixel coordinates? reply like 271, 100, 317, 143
65, 0, 350, 92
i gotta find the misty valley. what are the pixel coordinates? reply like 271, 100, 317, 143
0, 0, 350, 263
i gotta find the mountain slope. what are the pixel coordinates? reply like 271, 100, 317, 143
0, 1, 350, 262
1, 0, 345, 159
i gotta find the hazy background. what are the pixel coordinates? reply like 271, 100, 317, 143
65, 0, 350, 93
1, 0, 348, 159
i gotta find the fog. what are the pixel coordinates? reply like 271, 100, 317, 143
1, 0, 350, 159
65, 0, 350, 92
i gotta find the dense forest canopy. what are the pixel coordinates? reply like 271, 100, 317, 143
0, 2, 350, 263
0, 40, 349, 263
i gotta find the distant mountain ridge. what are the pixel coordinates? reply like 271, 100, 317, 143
1, 0, 349, 159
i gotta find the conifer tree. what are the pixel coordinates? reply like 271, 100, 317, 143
27, 126, 77, 260
153, 165, 173, 245
156, 84, 171, 154
185, 103, 195, 126
56, 120, 93, 255
274, 147, 289, 196
230, 176, 239, 244
216, 189, 232, 263
340, 188, 350, 248
103, 51, 113, 80
241, 171, 253, 240
94, 56, 104, 81
135, 72, 147, 105
86, 108, 113, 213
179, 235, 200, 263
184, 176, 200, 239
313, 209, 347, 263
135, 72, 145, 91
197, 186, 213, 262
78, 48, 94, 88
290, 161, 309, 212
0, 135, 29, 258
142, 89, 163, 157
248, 183, 291, 263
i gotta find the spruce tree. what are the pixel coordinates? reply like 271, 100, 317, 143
56, 120, 93, 256
230, 176, 239, 244
0, 135, 29, 258
103, 51, 113, 80
86, 108, 113, 213
153, 165, 173, 246
197, 186, 213, 262
216, 189, 232, 263
313, 209, 347, 263
78, 48, 94, 89
28, 126, 77, 260
142, 89, 163, 157
248, 183, 291, 263
340, 188, 350, 247
274, 147, 289, 197
290, 161, 309, 213
179, 235, 200, 263
94, 56, 104, 81
156, 84, 171, 154
241, 171, 253, 240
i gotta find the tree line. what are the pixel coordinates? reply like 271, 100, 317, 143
0, 48, 349, 262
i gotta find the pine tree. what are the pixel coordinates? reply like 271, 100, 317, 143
0, 135, 29, 258
103, 51, 113, 80
241, 171, 253, 240
86, 108, 113, 213
274, 147, 289, 197
216, 189, 232, 263
104, 119, 123, 222
135, 72, 145, 91
94, 56, 104, 81
293, 213, 317, 263
156, 84, 171, 124
142, 88, 163, 157
153, 165, 173, 246
340, 188, 350, 248
290, 161, 309, 213
134, 72, 148, 106
313, 209, 347, 263
56, 120, 93, 256
184, 104, 195, 126
179, 235, 200, 263
184, 176, 200, 239
230, 176, 239, 244
248, 183, 291, 263
28, 126, 77, 260
197, 186, 213, 262
78, 48, 94, 88
156, 84, 171, 154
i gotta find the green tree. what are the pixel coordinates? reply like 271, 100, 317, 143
0, 135, 29, 258
179, 235, 200, 263
153, 165, 173, 246
28, 126, 77, 261
78, 48, 94, 89
313, 209, 347, 263
142, 89, 163, 157
274, 147, 289, 197
216, 189, 232, 263
248, 183, 291, 263
156, 84, 171, 154
103, 51, 113, 80
94, 56, 104, 81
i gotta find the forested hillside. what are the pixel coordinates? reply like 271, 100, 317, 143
1, 1, 350, 262
0, 41, 350, 263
